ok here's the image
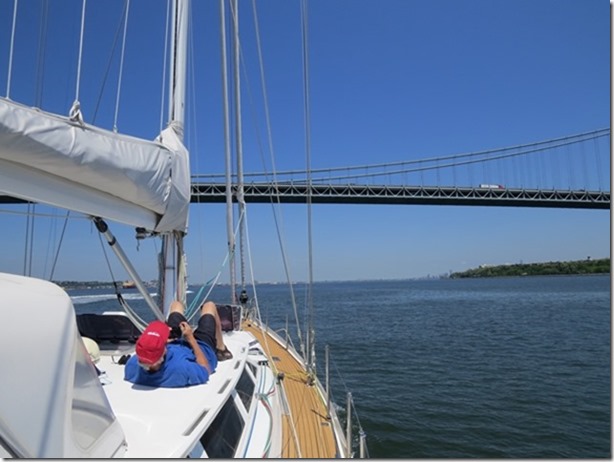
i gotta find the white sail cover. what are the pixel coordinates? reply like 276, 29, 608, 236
0, 98, 190, 232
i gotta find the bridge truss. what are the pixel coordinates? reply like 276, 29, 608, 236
191, 182, 609, 210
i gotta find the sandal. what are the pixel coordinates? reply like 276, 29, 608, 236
216, 347, 233, 361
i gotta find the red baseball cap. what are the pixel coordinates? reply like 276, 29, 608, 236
135, 320, 170, 365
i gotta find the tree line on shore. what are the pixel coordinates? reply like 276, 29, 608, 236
449, 258, 610, 279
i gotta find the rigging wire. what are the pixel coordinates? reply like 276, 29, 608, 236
185, 207, 246, 323
35, 0, 49, 108
242, 211, 262, 325
6, 0, 18, 98
0, 208, 90, 219
113, 0, 130, 132
95, 225, 148, 329
241, 211, 306, 457
91, 1, 127, 124
300, 0, 316, 374
48, 210, 71, 281
183, 5, 210, 288
24, 2, 49, 279
159, 0, 171, 133
236, 4, 329, 452
73, 0, 87, 105
250, 0, 306, 361
42, 208, 58, 279
22, 203, 34, 277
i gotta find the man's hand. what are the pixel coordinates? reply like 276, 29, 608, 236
179, 321, 210, 373
179, 321, 194, 338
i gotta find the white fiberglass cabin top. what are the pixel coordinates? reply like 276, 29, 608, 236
0, 273, 284, 458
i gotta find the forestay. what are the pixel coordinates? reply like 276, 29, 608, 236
0, 98, 190, 232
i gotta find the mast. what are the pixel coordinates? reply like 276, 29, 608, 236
220, 0, 236, 303
232, 0, 247, 296
160, 0, 190, 314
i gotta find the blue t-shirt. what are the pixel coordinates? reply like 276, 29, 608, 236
124, 339, 218, 388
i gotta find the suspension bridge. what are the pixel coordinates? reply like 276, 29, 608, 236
0, 128, 609, 210
191, 128, 610, 210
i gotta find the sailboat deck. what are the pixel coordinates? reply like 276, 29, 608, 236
243, 322, 338, 458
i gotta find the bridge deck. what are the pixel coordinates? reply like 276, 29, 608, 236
190, 183, 610, 209
0, 184, 609, 209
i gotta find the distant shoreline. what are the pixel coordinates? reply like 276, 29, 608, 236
449, 258, 610, 279
54, 260, 610, 289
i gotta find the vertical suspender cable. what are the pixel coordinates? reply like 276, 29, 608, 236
580, 140, 589, 191
593, 137, 603, 191
565, 144, 573, 190
6, 0, 18, 98
113, 0, 130, 132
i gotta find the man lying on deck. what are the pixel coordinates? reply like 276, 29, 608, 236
124, 301, 233, 388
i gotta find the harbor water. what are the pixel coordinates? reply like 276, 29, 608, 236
70, 274, 611, 458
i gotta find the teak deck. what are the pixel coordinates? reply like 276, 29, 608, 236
243, 322, 338, 458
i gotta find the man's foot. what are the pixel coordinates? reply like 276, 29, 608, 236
216, 347, 233, 361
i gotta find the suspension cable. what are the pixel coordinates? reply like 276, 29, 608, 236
113, 0, 130, 132
195, 127, 610, 182
255, 132, 611, 185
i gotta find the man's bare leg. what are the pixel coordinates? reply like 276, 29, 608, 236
169, 300, 185, 315
201, 301, 227, 352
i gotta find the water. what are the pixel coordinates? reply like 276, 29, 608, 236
69, 275, 611, 458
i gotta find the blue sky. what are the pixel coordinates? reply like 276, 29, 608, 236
0, 0, 610, 283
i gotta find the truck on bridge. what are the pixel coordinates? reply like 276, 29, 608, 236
479, 184, 505, 189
